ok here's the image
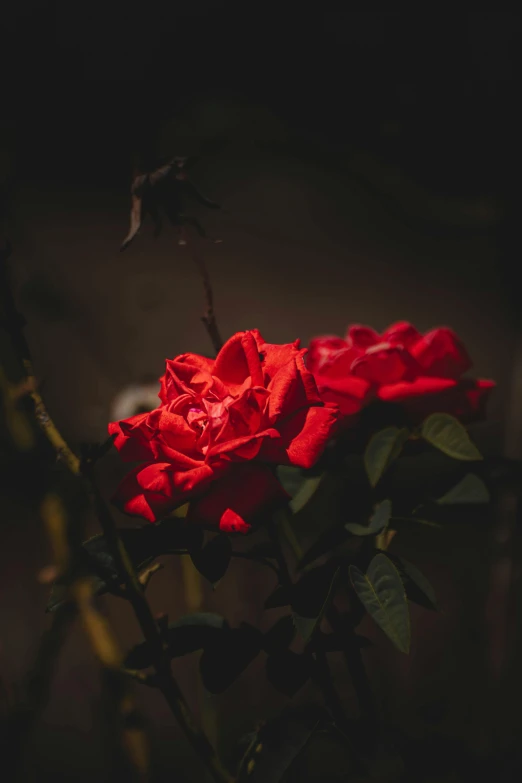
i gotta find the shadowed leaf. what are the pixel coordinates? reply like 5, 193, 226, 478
200, 623, 263, 694
346, 499, 391, 536
436, 473, 490, 504
237, 705, 326, 783
265, 651, 313, 697
421, 413, 482, 461
364, 427, 410, 486
349, 554, 410, 653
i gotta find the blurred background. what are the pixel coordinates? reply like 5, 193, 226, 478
1, 7, 521, 781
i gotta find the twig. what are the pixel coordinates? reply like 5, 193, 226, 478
2, 240, 231, 783
86, 470, 233, 783
0, 241, 80, 475
179, 229, 223, 355
265, 519, 350, 731
41, 492, 150, 781
4, 604, 76, 779
278, 510, 378, 733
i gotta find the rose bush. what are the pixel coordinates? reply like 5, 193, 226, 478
307, 321, 494, 424
109, 329, 339, 532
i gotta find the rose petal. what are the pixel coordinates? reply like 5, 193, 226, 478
313, 374, 373, 417
411, 328, 472, 379
213, 331, 264, 389
307, 336, 348, 374
108, 412, 156, 462
206, 428, 280, 459
346, 325, 380, 350
382, 321, 422, 349
261, 403, 339, 469
268, 354, 322, 422
350, 343, 419, 385
112, 461, 218, 522
378, 376, 495, 423
187, 464, 289, 533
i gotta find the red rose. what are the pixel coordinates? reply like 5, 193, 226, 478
109, 329, 339, 532
307, 321, 494, 424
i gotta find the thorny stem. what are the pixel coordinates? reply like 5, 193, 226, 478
278, 509, 378, 733
1, 241, 232, 783
266, 518, 350, 731
179, 229, 223, 355
86, 470, 233, 783
42, 492, 150, 781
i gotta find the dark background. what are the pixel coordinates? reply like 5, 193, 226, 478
1, 8, 521, 782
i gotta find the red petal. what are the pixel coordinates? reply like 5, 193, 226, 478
261, 403, 340, 469
378, 376, 495, 423
112, 462, 218, 522
346, 325, 380, 350
307, 336, 349, 374
350, 343, 419, 385
268, 354, 322, 422
187, 464, 289, 533
213, 331, 264, 390
411, 328, 472, 379
313, 375, 372, 417
108, 412, 156, 462
382, 321, 422, 349
206, 428, 280, 459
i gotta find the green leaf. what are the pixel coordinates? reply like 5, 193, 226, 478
397, 559, 438, 611
289, 474, 324, 514
364, 427, 410, 487
349, 553, 410, 653
190, 533, 232, 585
421, 413, 483, 461
346, 499, 391, 536
237, 705, 326, 783
292, 567, 340, 644
316, 631, 372, 652
262, 615, 296, 655
391, 516, 442, 530
264, 584, 292, 610
199, 623, 263, 694
297, 525, 351, 570
436, 472, 490, 504
125, 613, 227, 669
265, 650, 313, 697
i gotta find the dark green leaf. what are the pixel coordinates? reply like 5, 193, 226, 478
316, 632, 372, 652
436, 473, 490, 504
289, 474, 324, 514
125, 612, 227, 669
292, 566, 340, 644
265, 651, 313, 697
397, 558, 438, 611
297, 525, 350, 570
276, 465, 308, 498
190, 533, 232, 585
349, 554, 410, 653
345, 499, 392, 536
237, 705, 326, 783
264, 584, 292, 610
364, 427, 410, 486
263, 615, 296, 655
200, 623, 263, 694
244, 541, 278, 559
421, 413, 483, 461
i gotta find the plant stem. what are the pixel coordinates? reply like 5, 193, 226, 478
266, 518, 350, 731
278, 510, 378, 732
1, 242, 232, 783
87, 472, 233, 783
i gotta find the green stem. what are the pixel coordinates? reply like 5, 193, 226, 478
267, 518, 349, 730
279, 510, 378, 732
88, 471, 233, 783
